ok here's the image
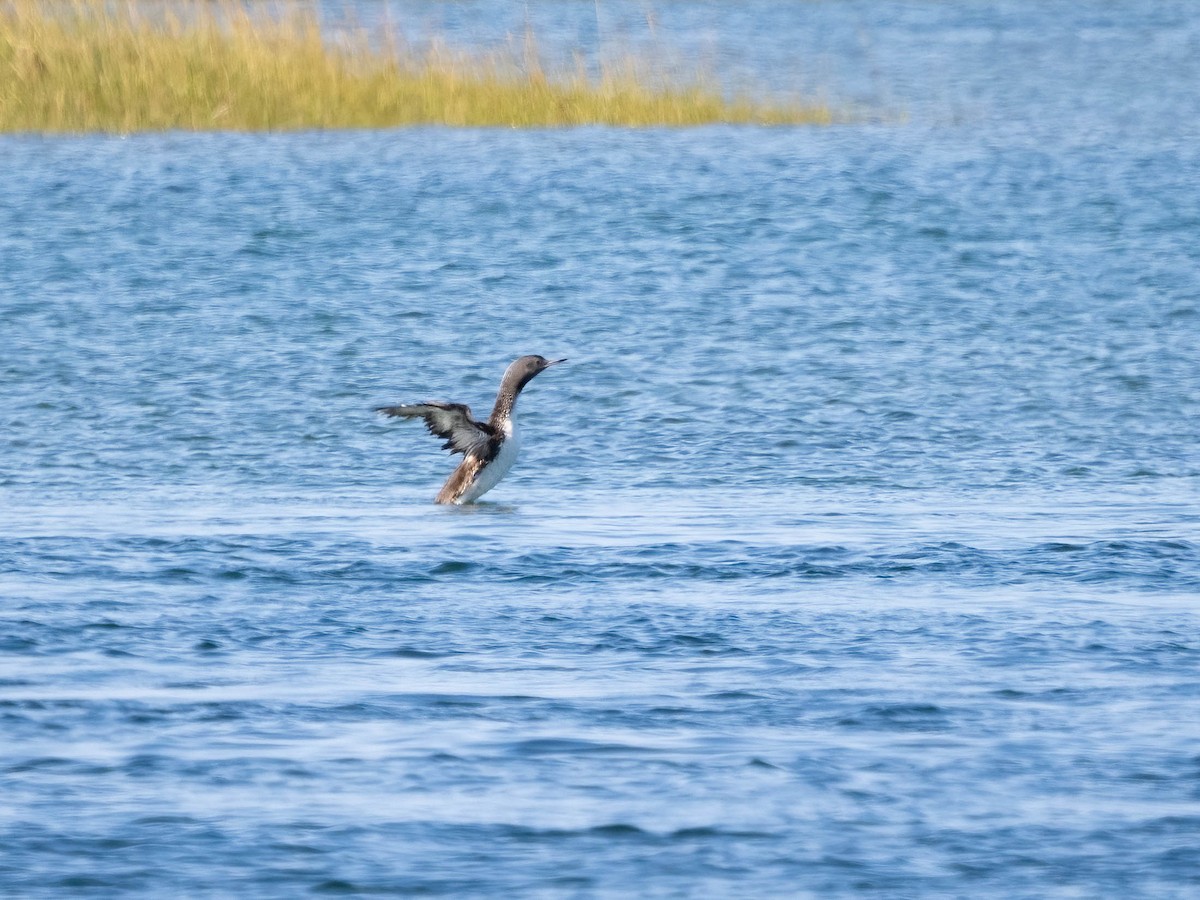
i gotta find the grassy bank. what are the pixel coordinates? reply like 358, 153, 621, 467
0, 0, 832, 132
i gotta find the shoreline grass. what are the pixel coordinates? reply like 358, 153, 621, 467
0, 0, 833, 132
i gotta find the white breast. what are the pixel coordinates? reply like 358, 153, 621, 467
458, 420, 520, 503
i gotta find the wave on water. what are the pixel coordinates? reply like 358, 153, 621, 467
6, 533, 1197, 595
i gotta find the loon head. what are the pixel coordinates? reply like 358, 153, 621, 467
502, 355, 567, 394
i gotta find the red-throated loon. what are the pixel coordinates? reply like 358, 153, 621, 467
376, 355, 567, 505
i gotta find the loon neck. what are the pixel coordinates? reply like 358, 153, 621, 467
489, 384, 521, 427
489, 364, 538, 426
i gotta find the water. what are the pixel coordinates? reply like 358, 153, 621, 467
3, 1, 1200, 896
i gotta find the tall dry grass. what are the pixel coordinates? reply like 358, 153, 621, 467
0, 0, 832, 131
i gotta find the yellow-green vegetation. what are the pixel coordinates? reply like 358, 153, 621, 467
0, 0, 832, 132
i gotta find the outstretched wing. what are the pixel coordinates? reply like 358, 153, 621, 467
376, 402, 495, 457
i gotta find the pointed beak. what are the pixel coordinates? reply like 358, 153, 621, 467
544, 358, 567, 367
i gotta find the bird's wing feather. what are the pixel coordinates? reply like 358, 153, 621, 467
376, 402, 494, 456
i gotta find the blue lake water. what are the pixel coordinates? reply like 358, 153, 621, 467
3, 1, 1200, 896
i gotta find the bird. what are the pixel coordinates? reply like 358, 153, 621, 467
376, 355, 567, 505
